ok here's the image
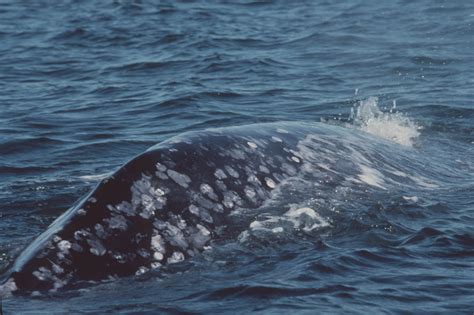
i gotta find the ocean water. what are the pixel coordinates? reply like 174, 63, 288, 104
0, 0, 473, 313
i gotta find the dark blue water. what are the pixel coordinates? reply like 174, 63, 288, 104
1, 0, 473, 313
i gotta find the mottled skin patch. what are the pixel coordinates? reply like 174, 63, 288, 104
1, 122, 334, 294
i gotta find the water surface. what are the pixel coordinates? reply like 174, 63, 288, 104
0, 0, 473, 313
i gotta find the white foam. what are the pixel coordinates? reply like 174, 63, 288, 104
245, 206, 330, 238
276, 128, 289, 134
403, 196, 419, 202
409, 175, 439, 189
284, 207, 331, 231
389, 170, 408, 177
358, 165, 386, 189
247, 141, 258, 149
351, 97, 420, 147
250, 220, 264, 230
79, 173, 111, 181
284, 207, 317, 219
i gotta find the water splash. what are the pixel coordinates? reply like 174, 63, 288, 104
238, 205, 331, 245
349, 97, 420, 147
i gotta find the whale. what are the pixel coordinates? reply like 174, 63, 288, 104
0, 121, 425, 294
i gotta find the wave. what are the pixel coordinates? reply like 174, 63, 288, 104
0, 137, 66, 155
